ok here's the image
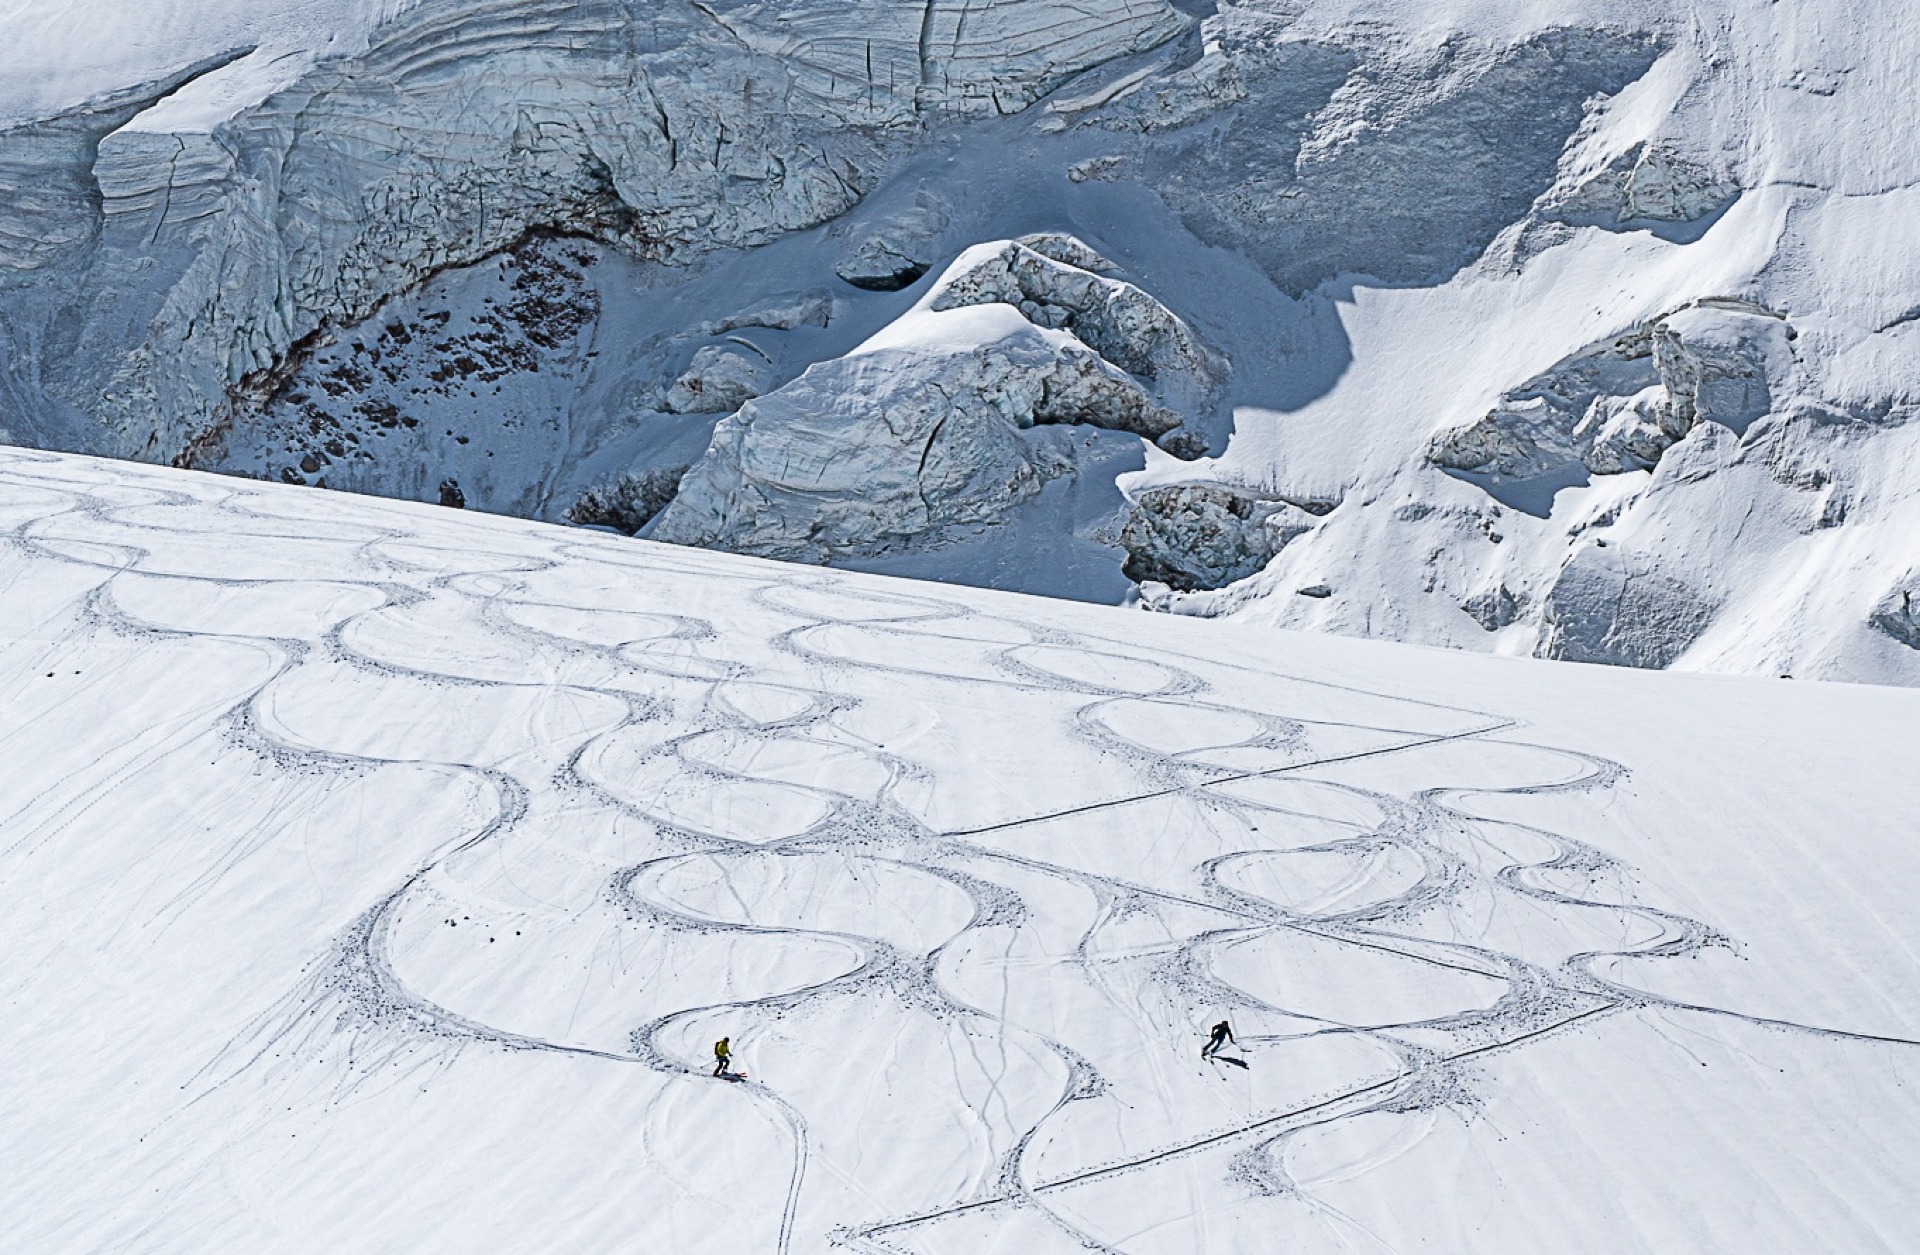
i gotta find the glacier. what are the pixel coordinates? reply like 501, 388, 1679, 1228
5, 5, 1920, 1249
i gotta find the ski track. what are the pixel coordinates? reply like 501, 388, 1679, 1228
1, 447, 1910, 1252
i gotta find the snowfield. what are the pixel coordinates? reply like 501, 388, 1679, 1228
2, 448, 1916, 1252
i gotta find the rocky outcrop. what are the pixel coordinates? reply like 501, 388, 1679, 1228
1461, 583, 1524, 631
834, 190, 950, 291
1653, 305, 1793, 434
1120, 484, 1314, 592
1574, 386, 1674, 474
1011, 233, 1119, 275
568, 465, 690, 535
835, 242, 934, 293
928, 240, 1225, 419
700, 292, 833, 336
1428, 302, 1798, 481
652, 237, 1223, 562
1428, 322, 1663, 479
1543, 142, 1740, 227
650, 323, 1183, 560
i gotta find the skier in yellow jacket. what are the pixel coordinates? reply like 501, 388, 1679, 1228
713, 1036, 733, 1077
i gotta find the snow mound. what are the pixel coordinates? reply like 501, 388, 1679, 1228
653, 237, 1224, 562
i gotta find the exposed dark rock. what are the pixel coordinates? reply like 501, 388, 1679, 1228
569, 465, 689, 535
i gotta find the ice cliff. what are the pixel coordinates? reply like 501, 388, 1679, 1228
652, 235, 1224, 561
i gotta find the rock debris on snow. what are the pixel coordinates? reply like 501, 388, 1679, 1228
1120, 484, 1313, 593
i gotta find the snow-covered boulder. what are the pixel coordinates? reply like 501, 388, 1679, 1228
928, 240, 1226, 415
1429, 395, 1595, 481
834, 193, 951, 292
652, 311, 1178, 561
700, 292, 833, 336
1543, 142, 1740, 227
1461, 582, 1525, 631
652, 238, 1221, 561
1869, 579, 1920, 651
663, 347, 768, 415
1012, 232, 1120, 275
835, 239, 935, 293
1426, 322, 1663, 479
1574, 386, 1676, 474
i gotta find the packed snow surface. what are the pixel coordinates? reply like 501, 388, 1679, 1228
3, 448, 1917, 1252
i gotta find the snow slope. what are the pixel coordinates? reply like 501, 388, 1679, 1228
1118, 0, 1920, 687
3, 447, 1917, 1252
0, 0, 399, 126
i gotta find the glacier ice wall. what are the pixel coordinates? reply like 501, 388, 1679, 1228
0, 0, 1186, 461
